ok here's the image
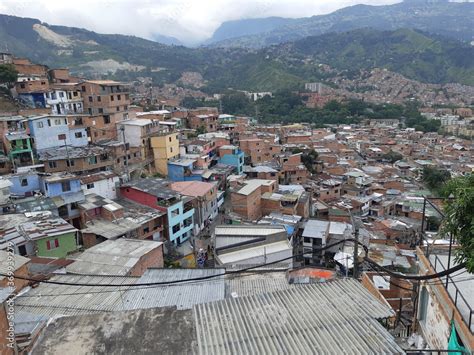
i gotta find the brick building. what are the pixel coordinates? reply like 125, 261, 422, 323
78, 80, 130, 142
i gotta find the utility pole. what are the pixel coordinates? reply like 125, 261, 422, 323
353, 223, 359, 279
120, 126, 130, 182
63, 138, 71, 173
347, 207, 359, 279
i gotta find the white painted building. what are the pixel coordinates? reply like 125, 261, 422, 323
80, 172, 120, 200
46, 85, 84, 115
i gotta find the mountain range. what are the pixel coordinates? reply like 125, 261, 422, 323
207, 0, 474, 47
0, 9, 473, 91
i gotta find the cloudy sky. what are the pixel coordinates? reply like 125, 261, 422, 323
0, 0, 401, 44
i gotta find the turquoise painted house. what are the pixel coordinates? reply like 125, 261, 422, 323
218, 145, 244, 175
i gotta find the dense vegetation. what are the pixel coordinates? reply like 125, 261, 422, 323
197, 91, 442, 131
440, 174, 474, 273
422, 166, 451, 193
1, 13, 473, 89
0, 64, 18, 88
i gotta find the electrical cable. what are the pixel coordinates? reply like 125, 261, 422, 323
364, 256, 466, 281
1, 238, 364, 288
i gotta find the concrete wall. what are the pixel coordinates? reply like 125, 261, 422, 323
82, 176, 119, 199
416, 249, 474, 351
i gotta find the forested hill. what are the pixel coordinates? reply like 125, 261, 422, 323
1, 13, 473, 89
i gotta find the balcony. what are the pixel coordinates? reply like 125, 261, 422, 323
428, 252, 473, 333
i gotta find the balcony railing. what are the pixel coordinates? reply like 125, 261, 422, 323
430, 254, 473, 333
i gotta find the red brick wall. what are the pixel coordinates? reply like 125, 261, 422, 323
82, 233, 100, 249
128, 244, 164, 276
0, 264, 29, 293
0, 302, 15, 354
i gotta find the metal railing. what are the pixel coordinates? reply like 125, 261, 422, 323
431, 254, 473, 332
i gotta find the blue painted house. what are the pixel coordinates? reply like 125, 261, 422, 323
120, 178, 195, 245
218, 145, 244, 175
28, 115, 88, 151
167, 158, 202, 182
40, 174, 84, 227
6, 171, 40, 197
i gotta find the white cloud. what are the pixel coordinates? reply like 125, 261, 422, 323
0, 0, 401, 45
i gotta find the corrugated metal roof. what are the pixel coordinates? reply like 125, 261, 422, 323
215, 236, 263, 250
225, 272, 296, 298
65, 239, 163, 276
302, 219, 329, 238
217, 240, 292, 265
121, 268, 225, 310
193, 278, 401, 354
14, 274, 138, 333
215, 225, 286, 237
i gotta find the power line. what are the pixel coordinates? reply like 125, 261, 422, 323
3, 238, 363, 288
364, 256, 466, 281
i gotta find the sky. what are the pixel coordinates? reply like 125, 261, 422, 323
0, 0, 402, 45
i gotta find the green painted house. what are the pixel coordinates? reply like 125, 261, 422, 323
36, 230, 78, 258
1, 213, 79, 258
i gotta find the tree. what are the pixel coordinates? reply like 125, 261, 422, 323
196, 125, 207, 135
0, 64, 18, 88
292, 148, 319, 174
382, 150, 403, 163
422, 166, 451, 192
440, 174, 474, 273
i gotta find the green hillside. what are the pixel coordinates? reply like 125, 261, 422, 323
1, 14, 473, 90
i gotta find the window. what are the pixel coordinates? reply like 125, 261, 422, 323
81, 86, 86, 92
172, 224, 181, 234
88, 108, 92, 115
75, 132, 83, 138
59, 92, 64, 97
110, 95, 114, 101
97, 96, 101, 102
61, 181, 71, 192
73, 91, 78, 97
88, 156, 97, 165
304, 237, 311, 244
88, 96, 93, 102
20, 83, 25, 89
116, 106, 120, 112
184, 217, 192, 227
37, 121, 44, 128
46, 239, 59, 250
58, 134, 66, 140
48, 161, 57, 169
86, 183, 95, 189
103, 115, 111, 124
117, 94, 121, 100
66, 160, 75, 167
98, 108, 103, 114
143, 227, 149, 234
20, 178, 28, 187
418, 287, 429, 324
170, 147, 173, 153
54, 119, 62, 126
171, 208, 179, 217
169, 137, 172, 142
